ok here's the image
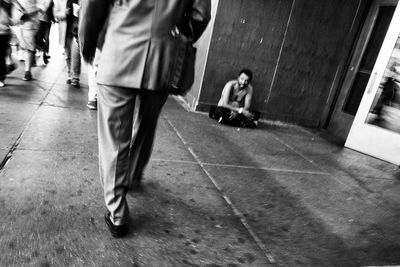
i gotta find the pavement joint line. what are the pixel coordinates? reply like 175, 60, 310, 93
269, 133, 327, 172
41, 103, 82, 109
1, 145, 328, 177
269, 133, 381, 197
201, 162, 330, 175
164, 117, 276, 264
269, 133, 367, 190
1, 145, 329, 176
13, 148, 98, 155
0, 69, 63, 172
151, 158, 330, 175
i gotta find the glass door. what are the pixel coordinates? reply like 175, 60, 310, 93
327, 0, 396, 140
345, 3, 400, 165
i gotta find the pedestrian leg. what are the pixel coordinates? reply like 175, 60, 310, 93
97, 84, 137, 226
126, 90, 168, 189
70, 37, 81, 87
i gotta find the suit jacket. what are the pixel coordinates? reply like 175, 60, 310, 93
79, 0, 211, 91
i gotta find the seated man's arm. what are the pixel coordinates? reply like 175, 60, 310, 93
242, 85, 254, 119
243, 85, 253, 111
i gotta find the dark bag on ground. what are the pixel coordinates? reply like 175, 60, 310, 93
167, 26, 196, 96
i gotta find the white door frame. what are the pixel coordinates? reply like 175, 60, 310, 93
345, 2, 400, 165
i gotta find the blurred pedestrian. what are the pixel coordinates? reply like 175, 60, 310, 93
372, 62, 400, 122
53, 0, 73, 83
13, 0, 50, 81
52, 0, 67, 47
86, 48, 100, 109
0, 0, 12, 87
79, 0, 211, 237
86, 20, 106, 110
35, 0, 53, 64
66, 0, 80, 87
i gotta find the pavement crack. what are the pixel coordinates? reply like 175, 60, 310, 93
41, 103, 74, 109
0, 67, 63, 172
0, 133, 22, 172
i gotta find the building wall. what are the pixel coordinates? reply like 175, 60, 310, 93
196, 0, 368, 127
183, 0, 220, 109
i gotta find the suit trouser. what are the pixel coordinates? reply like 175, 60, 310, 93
98, 84, 168, 225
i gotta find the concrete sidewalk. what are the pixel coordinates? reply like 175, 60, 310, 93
1, 54, 400, 266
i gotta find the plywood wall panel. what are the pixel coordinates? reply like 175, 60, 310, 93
197, 0, 366, 127
266, 0, 363, 125
199, 0, 294, 108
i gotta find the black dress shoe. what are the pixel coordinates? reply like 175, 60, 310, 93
104, 212, 128, 238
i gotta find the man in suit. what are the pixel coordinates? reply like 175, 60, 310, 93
79, 0, 211, 237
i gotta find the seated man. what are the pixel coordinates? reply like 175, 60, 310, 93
209, 68, 260, 128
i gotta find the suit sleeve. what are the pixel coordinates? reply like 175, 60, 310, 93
78, 0, 110, 63
189, 0, 211, 42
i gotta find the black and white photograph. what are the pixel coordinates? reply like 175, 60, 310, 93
1, 0, 400, 266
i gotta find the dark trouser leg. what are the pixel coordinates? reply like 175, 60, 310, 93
0, 35, 10, 81
70, 37, 81, 84
35, 21, 46, 51
212, 106, 260, 128
208, 105, 217, 118
212, 106, 231, 122
126, 90, 168, 187
238, 110, 261, 128
43, 23, 51, 54
64, 34, 73, 79
250, 110, 261, 121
